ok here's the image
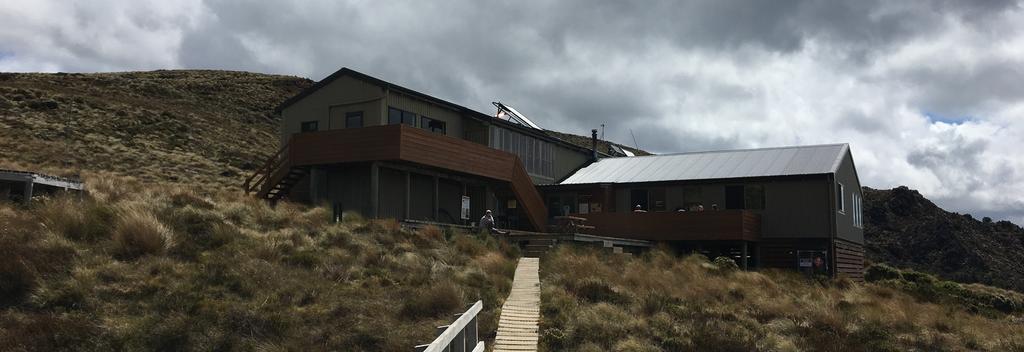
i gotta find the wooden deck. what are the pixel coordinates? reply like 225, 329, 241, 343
494, 258, 540, 352
255, 124, 548, 231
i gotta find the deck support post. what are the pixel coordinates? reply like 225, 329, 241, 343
433, 175, 439, 221
741, 241, 749, 271
370, 162, 379, 218
404, 171, 411, 221
22, 179, 33, 205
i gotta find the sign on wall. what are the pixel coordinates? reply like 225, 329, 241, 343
461, 196, 471, 220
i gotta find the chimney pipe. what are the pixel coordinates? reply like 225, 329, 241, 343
591, 129, 599, 161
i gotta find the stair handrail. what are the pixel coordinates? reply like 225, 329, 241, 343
243, 139, 291, 195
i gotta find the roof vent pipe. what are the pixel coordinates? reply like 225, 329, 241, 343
591, 129, 599, 161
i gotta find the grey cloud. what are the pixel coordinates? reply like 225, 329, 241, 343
906, 134, 989, 192
4, 0, 1024, 225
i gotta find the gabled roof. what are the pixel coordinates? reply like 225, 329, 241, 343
559, 143, 850, 185
275, 67, 599, 155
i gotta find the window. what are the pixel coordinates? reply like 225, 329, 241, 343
300, 121, 318, 132
852, 193, 863, 228
724, 185, 765, 210
725, 185, 744, 210
682, 186, 702, 210
630, 189, 649, 211
650, 189, 667, 212
489, 126, 554, 179
744, 185, 765, 210
345, 111, 363, 128
388, 107, 416, 126
420, 116, 446, 134
837, 183, 845, 213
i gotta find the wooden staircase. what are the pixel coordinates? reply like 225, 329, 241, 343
523, 238, 557, 257
242, 141, 308, 200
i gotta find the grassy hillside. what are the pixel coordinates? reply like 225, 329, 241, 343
0, 70, 311, 186
3, 70, 1024, 351
539, 246, 1024, 351
0, 176, 517, 351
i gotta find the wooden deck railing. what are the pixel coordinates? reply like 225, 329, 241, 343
285, 124, 548, 231
572, 210, 761, 241
414, 300, 485, 352
242, 141, 290, 196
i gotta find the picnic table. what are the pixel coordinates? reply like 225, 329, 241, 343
550, 215, 596, 233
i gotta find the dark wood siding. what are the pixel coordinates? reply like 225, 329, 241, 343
834, 237, 865, 281
572, 210, 761, 241
758, 238, 830, 271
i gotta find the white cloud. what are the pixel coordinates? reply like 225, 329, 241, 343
1, 0, 1023, 223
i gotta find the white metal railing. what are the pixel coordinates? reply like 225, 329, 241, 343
414, 300, 485, 352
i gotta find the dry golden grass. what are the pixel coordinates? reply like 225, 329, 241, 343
112, 207, 172, 259
0, 174, 517, 351
540, 246, 1024, 352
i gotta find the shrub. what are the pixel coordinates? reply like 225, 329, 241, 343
570, 277, 627, 304
712, 256, 739, 273
162, 206, 234, 258
416, 225, 444, 243
37, 197, 115, 242
113, 209, 172, 259
864, 263, 903, 282
0, 211, 74, 306
399, 281, 463, 318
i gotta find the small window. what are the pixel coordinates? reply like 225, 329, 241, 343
388, 107, 416, 126
420, 116, 446, 134
300, 121, 318, 132
345, 111, 363, 128
837, 183, 845, 213
402, 110, 416, 126
650, 189, 667, 212
388, 107, 402, 125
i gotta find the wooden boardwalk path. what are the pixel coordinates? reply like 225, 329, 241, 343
493, 257, 540, 352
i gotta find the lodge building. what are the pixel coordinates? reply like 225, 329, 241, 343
245, 67, 864, 279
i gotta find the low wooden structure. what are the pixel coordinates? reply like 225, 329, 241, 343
0, 169, 84, 204
414, 300, 485, 352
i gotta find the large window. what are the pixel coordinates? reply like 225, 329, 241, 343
725, 185, 765, 210
388, 107, 416, 126
682, 186, 702, 210
345, 111, 363, 128
837, 183, 845, 213
630, 189, 649, 211
420, 116, 446, 134
300, 121, 318, 132
489, 126, 554, 179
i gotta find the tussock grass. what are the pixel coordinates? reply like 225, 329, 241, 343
112, 208, 172, 259
540, 246, 1024, 352
0, 175, 516, 351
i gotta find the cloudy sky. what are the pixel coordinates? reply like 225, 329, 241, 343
2, 1, 1023, 223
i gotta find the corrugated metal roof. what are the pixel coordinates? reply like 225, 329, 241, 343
559, 143, 849, 185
